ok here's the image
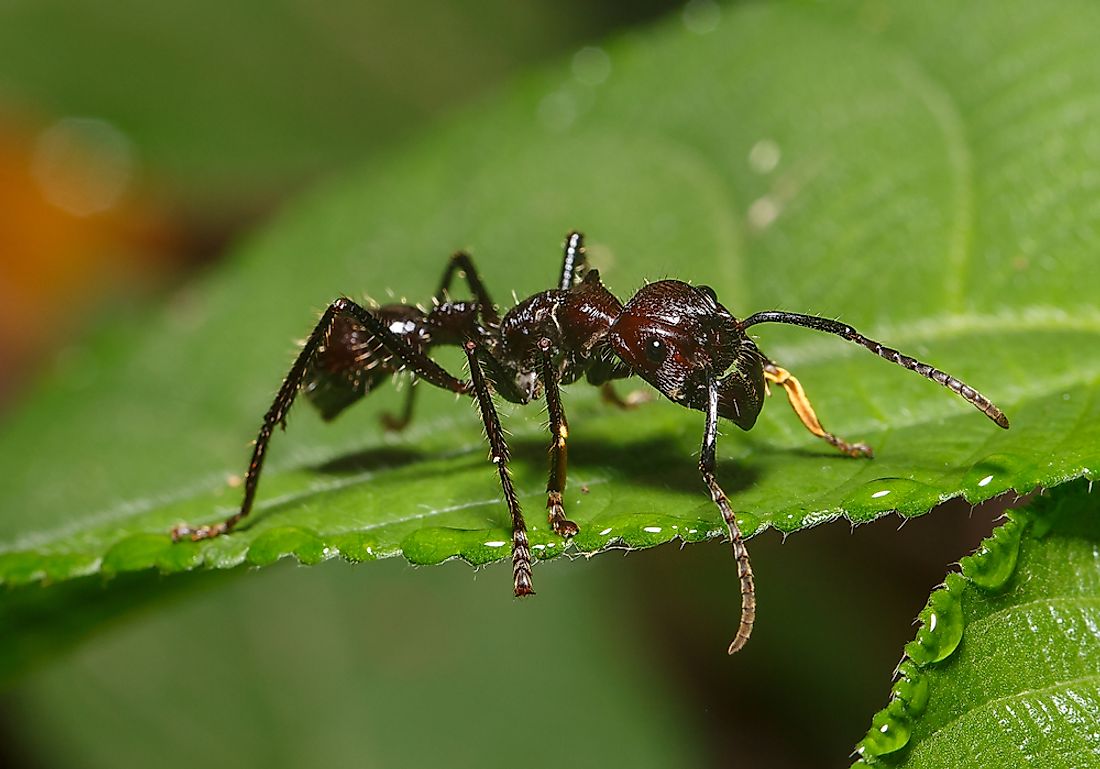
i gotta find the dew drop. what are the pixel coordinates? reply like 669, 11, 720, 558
572, 46, 611, 86
682, 0, 721, 34
857, 706, 912, 759
893, 661, 930, 717
747, 195, 779, 231
905, 582, 964, 665
748, 139, 781, 174
598, 527, 613, 536
32, 117, 135, 216
960, 515, 1024, 591
962, 453, 1034, 498
643, 526, 663, 534
842, 478, 941, 519
537, 89, 578, 132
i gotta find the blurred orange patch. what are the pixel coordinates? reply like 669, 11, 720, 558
0, 116, 180, 403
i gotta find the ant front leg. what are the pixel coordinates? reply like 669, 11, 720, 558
598, 382, 654, 410
172, 298, 467, 542
762, 359, 872, 458
701, 378, 756, 655
463, 340, 535, 596
538, 343, 578, 538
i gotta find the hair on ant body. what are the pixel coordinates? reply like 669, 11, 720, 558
173, 232, 1008, 654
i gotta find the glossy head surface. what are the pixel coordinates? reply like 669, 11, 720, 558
610, 281, 739, 399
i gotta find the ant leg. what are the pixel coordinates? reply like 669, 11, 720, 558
463, 340, 535, 596
384, 250, 503, 432
762, 360, 873, 458
557, 231, 586, 291
599, 382, 654, 410
538, 345, 579, 537
701, 378, 756, 655
380, 382, 418, 432
172, 298, 468, 542
438, 252, 499, 326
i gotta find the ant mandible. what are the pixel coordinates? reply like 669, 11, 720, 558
172, 232, 1009, 654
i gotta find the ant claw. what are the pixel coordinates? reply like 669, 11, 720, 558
170, 522, 227, 542
552, 519, 580, 538
379, 412, 410, 432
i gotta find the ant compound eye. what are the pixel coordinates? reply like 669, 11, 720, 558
697, 285, 718, 303
644, 337, 668, 364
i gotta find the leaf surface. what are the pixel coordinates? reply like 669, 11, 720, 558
854, 480, 1100, 768
0, 1, 1097, 592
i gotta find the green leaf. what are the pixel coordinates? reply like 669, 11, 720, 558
854, 479, 1100, 767
1, 0, 1098, 601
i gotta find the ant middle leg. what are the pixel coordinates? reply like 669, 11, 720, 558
762, 359, 872, 458
463, 340, 535, 596
172, 298, 468, 542
380, 382, 418, 432
538, 345, 579, 538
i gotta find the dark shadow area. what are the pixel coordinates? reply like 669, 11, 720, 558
305, 427, 760, 502
514, 433, 762, 499
621, 490, 1027, 769
314, 445, 426, 475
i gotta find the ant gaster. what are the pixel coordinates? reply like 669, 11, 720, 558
173, 232, 1009, 654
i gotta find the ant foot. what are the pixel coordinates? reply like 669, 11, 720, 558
552, 519, 579, 538
379, 412, 410, 432
170, 522, 228, 542
547, 492, 579, 537
513, 573, 536, 597
841, 441, 874, 459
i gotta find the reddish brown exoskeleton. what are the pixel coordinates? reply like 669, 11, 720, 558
173, 233, 1008, 654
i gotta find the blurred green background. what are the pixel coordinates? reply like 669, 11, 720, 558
0, 2, 1038, 767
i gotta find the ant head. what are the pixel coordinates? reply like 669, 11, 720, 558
610, 280, 746, 404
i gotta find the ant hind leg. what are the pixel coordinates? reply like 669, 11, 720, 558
539, 346, 579, 538
172, 297, 467, 542
463, 340, 535, 596
380, 383, 418, 432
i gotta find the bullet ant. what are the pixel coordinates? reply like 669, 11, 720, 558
173, 232, 1009, 653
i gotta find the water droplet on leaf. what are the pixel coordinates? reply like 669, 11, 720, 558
960, 515, 1024, 590
905, 580, 964, 665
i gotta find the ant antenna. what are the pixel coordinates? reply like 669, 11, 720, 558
559, 232, 585, 291
737, 311, 1010, 429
